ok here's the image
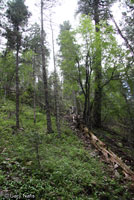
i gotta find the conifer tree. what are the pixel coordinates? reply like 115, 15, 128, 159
6, 0, 30, 129
40, 0, 53, 133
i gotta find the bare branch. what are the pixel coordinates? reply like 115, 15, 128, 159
109, 13, 134, 58
76, 58, 86, 96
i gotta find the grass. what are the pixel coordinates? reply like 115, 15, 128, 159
0, 100, 133, 200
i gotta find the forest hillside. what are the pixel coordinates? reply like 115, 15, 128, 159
0, 0, 134, 199
0, 99, 134, 199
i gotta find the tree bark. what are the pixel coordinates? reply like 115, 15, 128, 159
93, 0, 102, 128
41, 0, 53, 133
33, 56, 36, 124
16, 36, 20, 130
76, 56, 91, 126
73, 90, 78, 115
50, 18, 61, 136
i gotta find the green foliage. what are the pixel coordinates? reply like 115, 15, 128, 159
77, 0, 116, 21
5, 0, 30, 50
77, 15, 96, 62
58, 21, 81, 107
20, 50, 33, 87
58, 29, 78, 76
24, 23, 41, 52
59, 15, 124, 125
6, 0, 30, 28
0, 170, 5, 185
0, 100, 133, 199
0, 51, 15, 98
0, 1, 134, 198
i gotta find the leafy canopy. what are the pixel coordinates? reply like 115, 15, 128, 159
6, 0, 30, 28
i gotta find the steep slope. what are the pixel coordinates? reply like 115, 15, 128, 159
0, 100, 134, 199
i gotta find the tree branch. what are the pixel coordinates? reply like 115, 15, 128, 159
76, 58, 86, 96
109, 13, 134, 58
101, 67, 119, 88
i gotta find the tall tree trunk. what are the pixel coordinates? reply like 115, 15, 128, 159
50, 18, 61, 136
41, 0, 53, 133
4, 84, 7, 103
83, 50, 91, 127
83, 95, 87, 120
33, 56, 36, 124
93, 0, 102, 128
16, 41, 20, 130
87, 80, 91, 127
93, 65, 102, 128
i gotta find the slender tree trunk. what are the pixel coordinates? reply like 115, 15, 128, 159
50, 18, 61, 136
41, 0, 53, 133
83, 78, 91, 127
83, 94, 87, 121
73, 90, 78, 115
4, 84, 7, 102
16, 42, 20, 129
87, 80, 91, 127
33, 56, 36, 124
93, 66, 102, 128
83, 50, 91, 127
93, 0, 102, 128
76, 58, 87, 122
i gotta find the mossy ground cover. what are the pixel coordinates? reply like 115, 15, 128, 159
0, 100, 133, 200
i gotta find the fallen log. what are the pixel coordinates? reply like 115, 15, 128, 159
83, 127, 134, 181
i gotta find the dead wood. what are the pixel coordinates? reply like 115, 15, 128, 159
83, 127, 134, 181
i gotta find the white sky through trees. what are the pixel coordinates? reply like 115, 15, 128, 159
25, 0, 78, 28
25, 0, 78, 73
25, 0, 123, 73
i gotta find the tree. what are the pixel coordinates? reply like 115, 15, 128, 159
58, 19, 95, 126
77, 0, 116, 20
50, 18, 61, 135
40, 0, 53, 133
6, 0, 30, 129
58, 21, 81, 114
121, 1, 134, 51
77, 0, 116, 128
23, 23, 42, 123
58, 15, 124, 131
0, 51, 16, 100
109, 13, 134, 58
76, 16, 95, 126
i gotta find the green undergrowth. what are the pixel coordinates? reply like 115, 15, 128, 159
0, 100, 133, 199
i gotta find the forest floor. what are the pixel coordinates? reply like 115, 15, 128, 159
66, 114, 134, 172
65, 115, 134, 197
0, 100, 134, 199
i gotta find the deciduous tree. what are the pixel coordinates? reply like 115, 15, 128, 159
77, 0, 116, 127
